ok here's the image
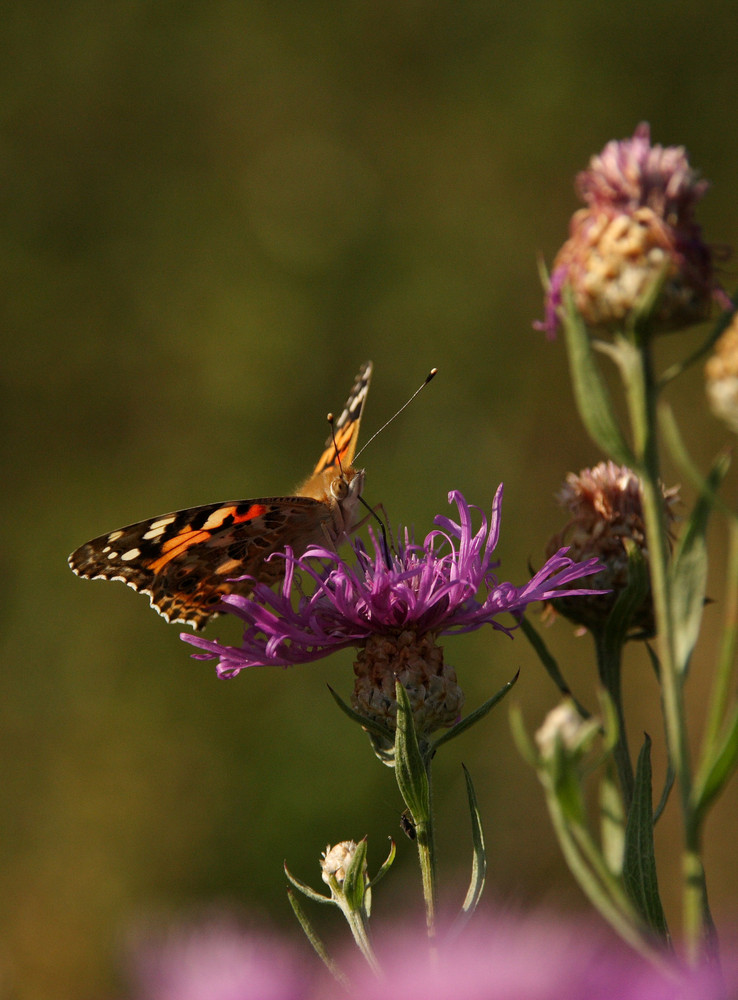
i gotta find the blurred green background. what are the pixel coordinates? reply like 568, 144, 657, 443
3, 1, 738, 996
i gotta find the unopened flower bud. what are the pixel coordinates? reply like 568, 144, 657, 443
321, 841, 358, 886
535, 701, 599, 759
539, 123, 724, 339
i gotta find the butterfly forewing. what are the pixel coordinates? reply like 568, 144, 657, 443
68, 363, 372, 630
311, 361, 372, 476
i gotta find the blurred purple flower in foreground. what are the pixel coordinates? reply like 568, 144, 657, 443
129, 915, 312, 1000
182, 488, 604, 679
322, 912, 727, 1000
129, 910, 728, 1000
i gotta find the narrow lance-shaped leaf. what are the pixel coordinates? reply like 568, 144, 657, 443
599, 768, 625, 877
394, 680, 430, 823
520, 617, 589, 717
560, 286, 635, 465
622, 735, 670, 941
287, 890, 349, 988
457, 765, 487, 926
432, 671, 519, 753
669, 450, 730, 677
693, 702, 738, 827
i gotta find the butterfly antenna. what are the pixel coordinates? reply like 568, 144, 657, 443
353, 367, 437, 464
358, 494, 392, 568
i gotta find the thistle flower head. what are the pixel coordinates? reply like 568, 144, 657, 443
183, 489, 604, 740
538, 123, 727, 339
183, 488, 603, 672
545, 462, 679, 634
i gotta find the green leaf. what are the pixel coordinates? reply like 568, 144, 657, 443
287, 890, 349, 987
283, 862, 332, 905
460, 765, 487, 918
341, 837, 369, 912
669, 450, 730, 676
652, 759, 674, 825
622, 735, 669, 940
599, 768, 625, 877
520, 618, 589, 716
560, 287, 635, 465
367, 838, 396, 890
394, 680, 430, 823
660, 298, 738, 386
326, 684, 394, 743
431, 671, 519, 753
509, 704, 538, 767
693, 702, 738, 826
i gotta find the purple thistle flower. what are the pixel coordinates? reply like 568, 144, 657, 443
182, 488, 603, 679
537, 123, 729, 340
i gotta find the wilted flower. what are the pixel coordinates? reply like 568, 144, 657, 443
539, 123, 727, 339
705, 310, 738, 434
183, 489, 603, 738
545, 462, 678, 634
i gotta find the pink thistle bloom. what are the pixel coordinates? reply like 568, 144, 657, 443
182, 488, 604, 679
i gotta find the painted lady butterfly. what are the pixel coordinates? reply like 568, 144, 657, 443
68, 362, 372, 629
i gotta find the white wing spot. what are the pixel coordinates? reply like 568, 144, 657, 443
148, 515, 176, 531
108, 530, 124, 542
120, 547, 141, 561
142, 524, 167, 540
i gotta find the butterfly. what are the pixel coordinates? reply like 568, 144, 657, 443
68, 362, 372, 630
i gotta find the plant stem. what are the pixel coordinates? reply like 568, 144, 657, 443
623, 332, 715, 962
594, 630, 634, 810
415, 766, 437, 940
703, 518, 738, 754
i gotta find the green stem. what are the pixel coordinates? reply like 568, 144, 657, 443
344, 906, 382, 977
415, 766, 437, 940
703, 518, 738, 754
594, 630, 634, 810
623, 333, 714, 962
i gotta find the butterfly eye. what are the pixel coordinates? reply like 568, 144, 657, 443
330, 476, 349, 501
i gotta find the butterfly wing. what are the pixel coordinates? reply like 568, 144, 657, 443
69, 362, 374, 630
311, 361, 372, 476
68, 496, 329, 629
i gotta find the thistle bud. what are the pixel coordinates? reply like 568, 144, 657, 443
535, 701, 599, 760
545, 462, 678, 635
321, 841, 359, 886
540, 123, 722, 338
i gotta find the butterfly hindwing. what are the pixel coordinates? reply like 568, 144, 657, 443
68, 363, 372, 629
